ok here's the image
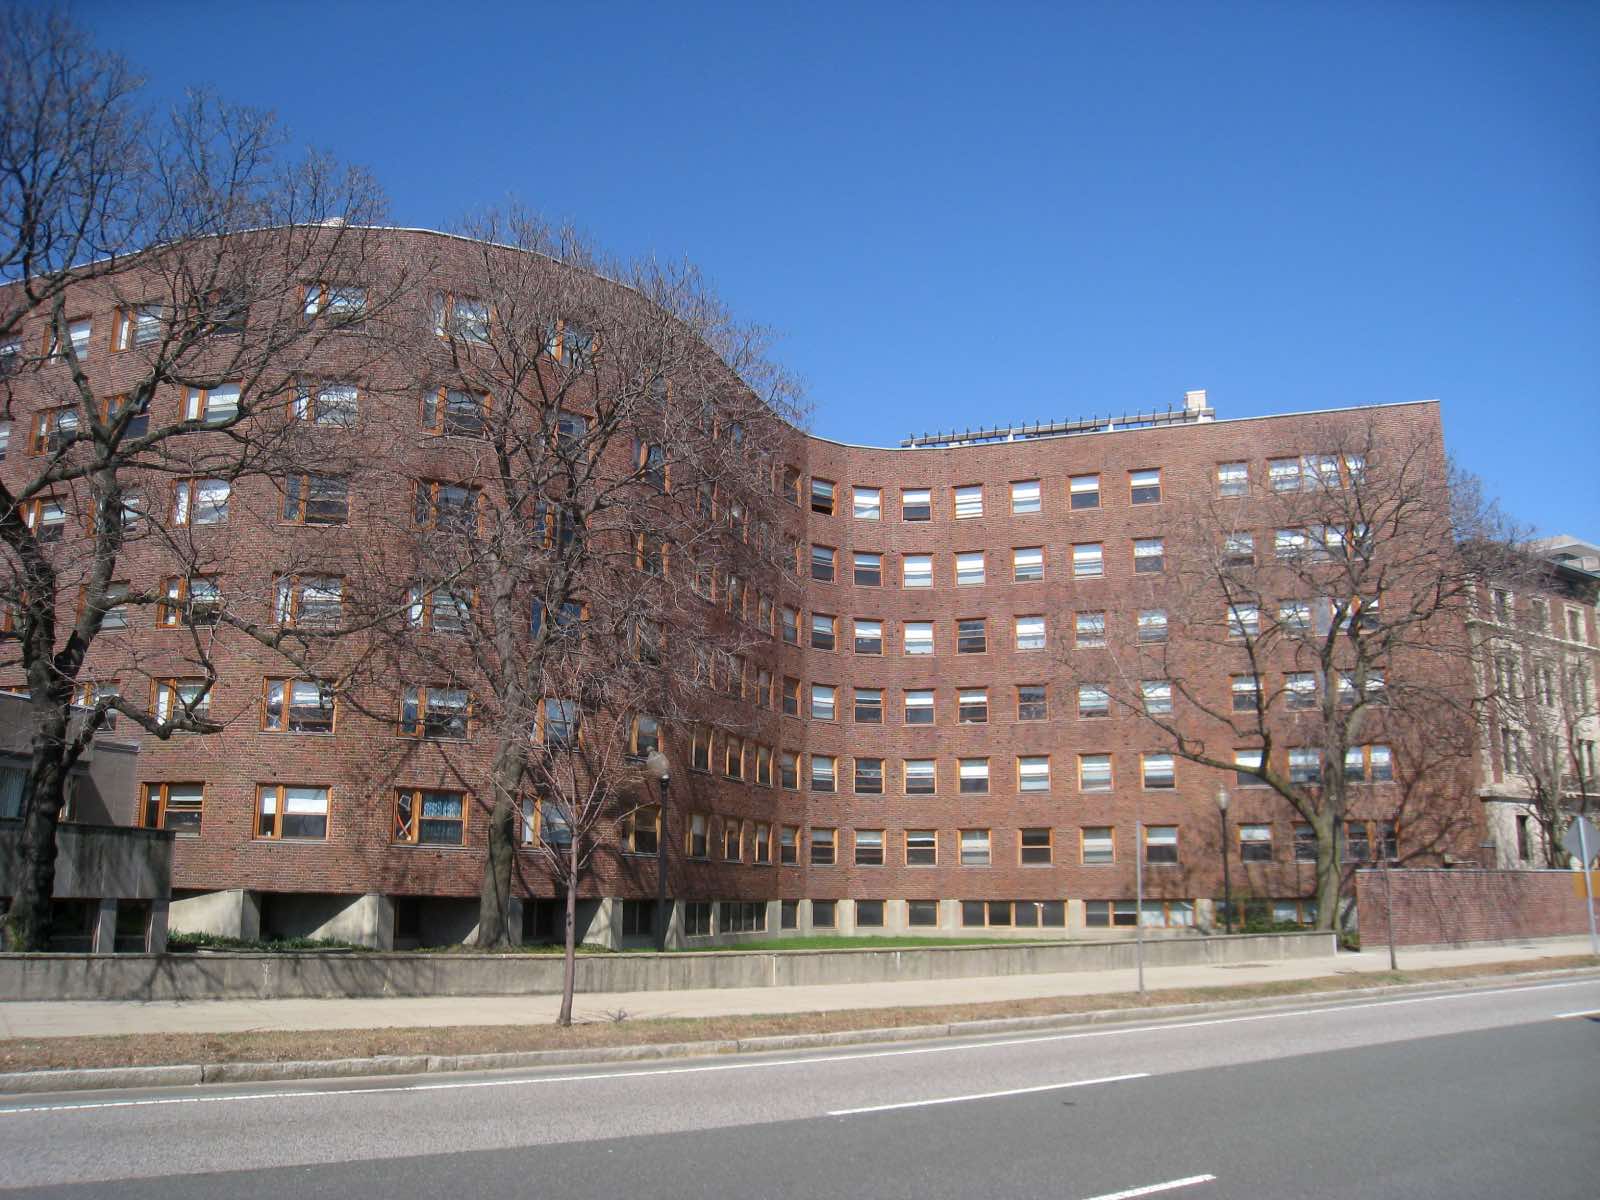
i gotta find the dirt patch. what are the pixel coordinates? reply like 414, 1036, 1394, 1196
2, 956, 1593, 1074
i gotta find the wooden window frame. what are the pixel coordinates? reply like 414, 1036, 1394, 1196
254, 783, 331, 842
261, 678, 336, 734
393, 787, 467, 846
139, 782, 203, 835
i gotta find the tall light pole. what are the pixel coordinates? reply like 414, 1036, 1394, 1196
1216, 785, 1232, 935
645, 750, 670, 952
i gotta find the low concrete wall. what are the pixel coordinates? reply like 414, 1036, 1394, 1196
0, 820, 171, 902
1355, 868, 1596, 947
0, 930, 1334, 1002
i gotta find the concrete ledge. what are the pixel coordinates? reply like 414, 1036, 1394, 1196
3, 964, 1593, 1098
0, 931, 1335, 1002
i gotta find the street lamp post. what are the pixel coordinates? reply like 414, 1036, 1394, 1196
644, 750, 671, 952
1216, 786, 1232, 935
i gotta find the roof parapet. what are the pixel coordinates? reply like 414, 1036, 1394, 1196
900, 390, 1216, 449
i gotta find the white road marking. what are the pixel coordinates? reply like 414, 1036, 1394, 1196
1079, 1175, 1217, 1200
1552, 1009, 1600, 1019
826, 1072, 1148, 1115
1, 977, 1592, 1118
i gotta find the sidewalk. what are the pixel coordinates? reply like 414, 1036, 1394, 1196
0, 937, 1591, 1041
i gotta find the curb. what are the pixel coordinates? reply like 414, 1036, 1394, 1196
2, 964, 1596, 1097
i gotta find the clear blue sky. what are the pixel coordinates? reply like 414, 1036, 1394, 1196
74, 0, 1598, 535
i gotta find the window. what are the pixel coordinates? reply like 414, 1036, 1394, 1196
957, 618, 987, 654
724, 819, 743, 861
782, 677, 800, 717
811, 612, 837, 650
89, 582, 130, 630
1012, 479, 1041, 514
754, 744, 773, 785
1018, 756, 1050, 793
140, 783, 202, 835
28, 406, 79, 455
111, 304, 164, 351
955, 551, 986, 586
958, 758, 990, 794
256, 784, 329, 840
854, 828, 885, 866
172, 478, 230, 526
810, 545, 836, 582
1079, 753, 1112, 791
421, 387, 487, 436
1239, 824, 1273, 863
401, 686, 471, 739
102, 393, 150, 442
634, 440, 667, 491
1075, 611, 1106, 647
1285, 672, 1317, 710
183, 383, 241, 427
810, 477, 836, 515
1345, 744, 1394, 782
408, 586, 473, 634
282, 474, 348, 525
810, 683, 836, 720
154, 678, 210, 723
1279, 600, 1312, 632
905, 830, 938, 866
1014, 614, 1046, 651
0, 421, 10, 460
1086, 900, 1138, 928
1223, 533, 1255, 567
1070, 474, 1100, 509
1078, 684, 1109, 718
263, 679, 335, 733
1343, 821, 1371, 863
1138, 609, 1168, 643
908, 899, 939, 926
74, 681, 120, 730
958, 688, 988, 724
1274, 528, 1307, 561
21, 497, 67, 542
1145, 825, 1179, 864
1217, 461, 1248, 497
1567, 607, 1585, 642
1235, 749, 1265, 786
724, 736, 746, 780
629, 714, 662, 760
687, 813, 709, 858
904, 758, 936, 795
433, 293, 489, 342
1133, 537, 1164, 573
853, 552, 882, 586
1142, 753, 1175, 789
1017, 685, 1047, 721
954, 485, 983, 519
394, 789, 466, 846
901, 488, 931, 521
810, 827, 836, 865
288, 381, 359, 428
850, 485, 881, 520
811, 899, 837, 928
1232, 674, 1262, 712
1072, 543, 1103, 578
753, 821, 771, 863
1269, 457, 1303, 492
855, 757, 884, 794
810, 754, 837, 792
1020, 827, 1053, 865
1142, 680, 1172, 716
779, 825, 798, 863
855, 687, 884, 723
853, 618, 882, 654
781, 606, 799, 644
1491, 588, 1513, 623
1288, 747, 1321, 784
1130, 468, 1161, 505
903, 621, 934, 656
275, 574, 342, 626
902, 554, 933, 588
1228, 603, 1260, 638
960, 829, 991, 866
780, 466, 802, 505
1013, 546, 1044, 582
1294, 823, 1317, 862
1081, 827, 1115, 865
904, 689, 934, 725
964, 900, 1067, 928
414, 481, 479, 533
303, 283, 367, 321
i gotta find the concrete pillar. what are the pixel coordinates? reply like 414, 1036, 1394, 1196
1065, 898, 1087, 934
148, 898, 169, 954
92, 898, 117, 955
169, 888, 260, 940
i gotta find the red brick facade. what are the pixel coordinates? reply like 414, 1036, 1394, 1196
1355, 868, 1597, 946
2, 226, 1483, 938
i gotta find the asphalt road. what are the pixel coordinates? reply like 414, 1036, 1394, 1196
2, 977, 1597, 1199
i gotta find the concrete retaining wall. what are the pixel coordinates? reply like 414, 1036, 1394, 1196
1355, 868, 1596, 947
0, 930, 1334, 1002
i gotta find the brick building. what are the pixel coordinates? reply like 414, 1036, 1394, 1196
1, 225, 1483, 947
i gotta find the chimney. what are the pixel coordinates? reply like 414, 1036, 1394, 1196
1184, 389, 1212, 421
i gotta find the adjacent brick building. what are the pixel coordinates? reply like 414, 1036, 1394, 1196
1, 225, 1488, 947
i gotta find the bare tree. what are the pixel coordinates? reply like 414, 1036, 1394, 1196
0, 13, 392, 949
371, 210, 802, 959
1057, 417, 1506, 930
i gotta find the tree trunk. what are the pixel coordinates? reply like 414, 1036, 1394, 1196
1312, 809, 1343, 934
557, 837, 578, 1027
5, 720, 70, 952
476, 792, 517, 949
